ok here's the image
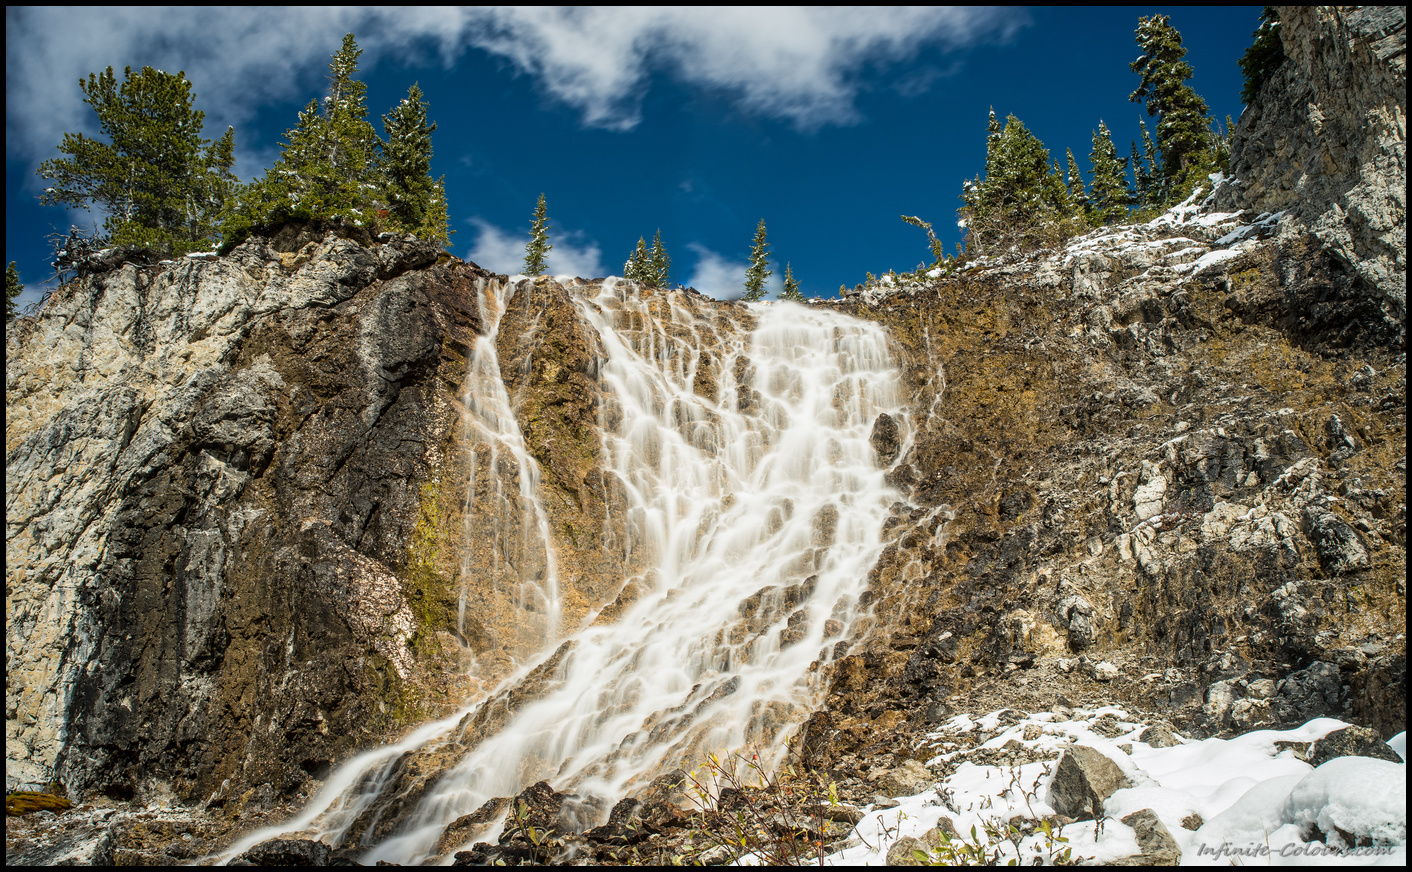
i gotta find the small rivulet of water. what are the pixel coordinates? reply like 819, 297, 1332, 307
219, 280, 910, 865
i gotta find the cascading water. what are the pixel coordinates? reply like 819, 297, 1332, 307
219, 279, 910, 865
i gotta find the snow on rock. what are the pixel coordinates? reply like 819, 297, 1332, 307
822, 708, 1406, 866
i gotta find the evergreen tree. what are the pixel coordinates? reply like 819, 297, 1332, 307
37, 65, 237, 254
1088, 121, 1129, 225
957, 113, 1076, 251
1065, 148, 1088, 214
225, 34, 385, 244
778, 262, 805, 301
741, 219, 771, 302
1239, 7, 1285, 106
6, 261, 23, 321
623, 236, 648, 282
648, 229, 671, 287
381, 82, 439, 238
901, 215, 946, 266
1130, 15, 1215, 194
523, 193, 552, 276
420, 176, 454, 245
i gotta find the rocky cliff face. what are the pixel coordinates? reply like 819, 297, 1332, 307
1220, 5, 1406, 342
6, 228, 477, 803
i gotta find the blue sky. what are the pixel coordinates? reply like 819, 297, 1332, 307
6, 7, 1260, 308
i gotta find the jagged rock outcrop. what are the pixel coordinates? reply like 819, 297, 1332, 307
1219, 5, 1406, 342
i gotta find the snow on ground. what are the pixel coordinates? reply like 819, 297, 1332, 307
820, 708, 1407, 866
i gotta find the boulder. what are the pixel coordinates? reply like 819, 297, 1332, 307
1046, 746, 1133, 820
1307, 725, 1404, 767
1109, 808, 1182, 865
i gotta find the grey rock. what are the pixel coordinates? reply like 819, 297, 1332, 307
1220, 6, 1406, 344
1138, 723, 1184, 749
871, 758, 934, 798
886, 835, 925, 865
231, 838, 332, 866
871, 412, 902, 465
1302, 508, 1370, 574
1307, 725, 1405, 767
1111, 808, 1182, 866
1274, 661, 1346, 724
1046, 746, 1133, 820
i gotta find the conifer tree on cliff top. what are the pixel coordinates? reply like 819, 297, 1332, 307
1088, 121, 1129, 226
524, 193, 552, 276
1130, 15, 1216, 199
37, 65, 237, 255
778, 263, 806, 301
7, 262, 23, 321
382, 82, 449, 243
741, 220, 771, 302
648, 229, 671, 287
624, 236, 649, 282
225, 34, 447, 248
958, 113, 1075, 251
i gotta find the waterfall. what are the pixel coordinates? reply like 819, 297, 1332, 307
218, 280, 909, 865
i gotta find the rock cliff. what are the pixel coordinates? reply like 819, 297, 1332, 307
1219, 5, 1406, 342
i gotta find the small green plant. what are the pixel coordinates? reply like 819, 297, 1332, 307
683, 749, 848, 866
505, 798, 551, 864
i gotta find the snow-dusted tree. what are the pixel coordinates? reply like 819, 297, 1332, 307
1130, 15, 1215, 197
381, 82, 445, 241
957, 113, 1077, 251
741, 220, 771, 302
1088, 121, 1129, 225
778, 263, 805, 301
523, 193, 552, 276
224, 34, 387, 247
6, 261, 22, 321
37, 65, 237, 254
623, 236, 649, 282
1065, 148, 1088, 215
648, 229, 671, 287
901, 214, 946, 266
421, 176, 454, 245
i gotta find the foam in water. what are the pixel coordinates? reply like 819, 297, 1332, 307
217, 282, 909, 865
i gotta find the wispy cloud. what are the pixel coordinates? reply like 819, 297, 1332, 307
465, 218, 605, 279
461, 8, 1026, 131
5, 7, 1028, 176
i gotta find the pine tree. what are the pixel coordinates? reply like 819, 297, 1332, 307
1130, 15, 1215, 195
420, 176, 453, 245
957, 113, 1076, 251
648, 229, 670, 287
381, 82, 438, 238
778, 262, 805, 301
37, 65, 237, 254
224, 34, 385, 245
1239, 7, 1284, 106
1088, 121, 1129, 225
741, 219, 771, 302
1065, 148, 1088, 215
624, 236, 648, 282
523, 193, 552, 276
6, 261, 23, 321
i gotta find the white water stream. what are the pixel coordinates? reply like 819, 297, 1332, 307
219, 280, 909, 865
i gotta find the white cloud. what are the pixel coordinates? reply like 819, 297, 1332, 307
461, 7, 1025, 131
686, 242, 773, 301
5, 6, 1027, 178
465, 218, 605, 279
